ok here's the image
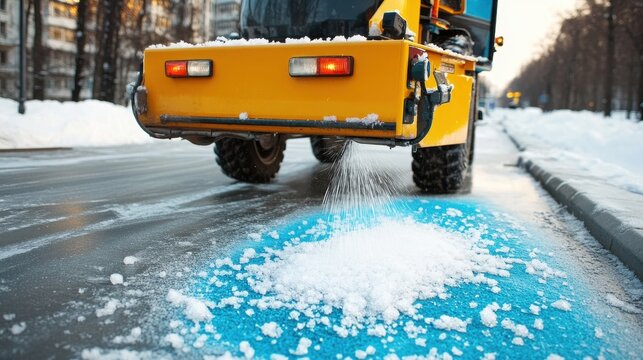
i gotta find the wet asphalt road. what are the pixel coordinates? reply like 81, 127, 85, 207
0, 122, 641, 359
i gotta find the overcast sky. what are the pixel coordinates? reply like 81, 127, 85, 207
480, 0, 581, 95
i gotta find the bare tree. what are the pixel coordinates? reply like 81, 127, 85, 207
31, 0, 45, 100
603, 0, 615, 116
169, 0, 200, 42
94, 0, 125, 102
504, 0, 641, 119
72, 0, 89, 101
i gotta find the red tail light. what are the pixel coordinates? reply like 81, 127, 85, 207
318, 57, 352, 76
289, 56, 353, 77
165, 61, 188, 78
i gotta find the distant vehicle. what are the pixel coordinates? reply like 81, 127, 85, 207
506, 91, 522, 109
130, 0, 501, 194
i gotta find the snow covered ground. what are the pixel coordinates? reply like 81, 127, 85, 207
499, 108, 643, 195
0, 98, 152, 149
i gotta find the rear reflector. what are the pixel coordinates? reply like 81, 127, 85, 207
165, 60, 212, 78
289, 57, 353, 77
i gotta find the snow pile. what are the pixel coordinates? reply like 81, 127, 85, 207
431, 315, 468, 332
243, 218, 511, 327
0, 98, 152, 149
112, 327, 142, 344
551, 299, 572, 312
346, 113, 381, 126
81, 348, 166, 360
164, 333, 184, 350
260, 322, 283, 338
149, 35, 368, 49
166, 289, 213, 324
480, 303, 500, 327
499, 108, 643, 194
10, 322, 26, 335
123, 256, 139, 265
109, 273, 124, 285
605, 294, 642, 314
239, 341, 255, 358
95, 299, 121, 317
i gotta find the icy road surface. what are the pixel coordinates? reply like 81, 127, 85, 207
0, 122, 641, 359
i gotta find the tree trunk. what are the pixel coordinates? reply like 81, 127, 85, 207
31, 0, 45, 100
603, 0, 615, 117
72, 0, 88, 102
92, 1, 104, 97
26, 0, 32, 40
96, 0, 124, 103
639, 53, 643, 121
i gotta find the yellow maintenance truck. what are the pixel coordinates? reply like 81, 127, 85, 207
130, 0, 500, 194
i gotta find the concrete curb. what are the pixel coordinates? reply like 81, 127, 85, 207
519, 158, 643, 280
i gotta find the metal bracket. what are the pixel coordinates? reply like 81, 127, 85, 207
134, 86, 148, 115
397, 68, 453, 147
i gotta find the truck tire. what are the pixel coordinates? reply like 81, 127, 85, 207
412, 143, 469, 194
310, 136, 345, 163
467, 119, 476, 165
411, 33, 476, 193
440, 32, 476, 166
214, 135, 286, 183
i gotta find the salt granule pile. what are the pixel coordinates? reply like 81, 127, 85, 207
244, 218, 511, 328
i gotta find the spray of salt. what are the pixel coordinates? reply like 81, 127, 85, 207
322, 141, 410, 233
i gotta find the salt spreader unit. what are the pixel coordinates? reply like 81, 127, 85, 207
130, 0, 500, 193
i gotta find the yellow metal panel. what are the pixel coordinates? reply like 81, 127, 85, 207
420, 71, 473, 147
142, 41, 409, 139
399, 43, 474, 147
140, 39, 475, 147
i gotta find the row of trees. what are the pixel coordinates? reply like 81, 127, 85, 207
27, 0, 208, 104
504, 0, 642, 119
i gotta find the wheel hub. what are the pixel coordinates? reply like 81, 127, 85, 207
254, 135, 280, 165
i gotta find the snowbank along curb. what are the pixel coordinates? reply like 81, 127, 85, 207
519, 158, 643, 280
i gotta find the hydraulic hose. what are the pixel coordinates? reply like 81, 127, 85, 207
396, 80, 437, 147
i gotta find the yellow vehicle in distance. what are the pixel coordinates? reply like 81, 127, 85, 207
130, 0, 500, 194
507, 91, 522, 109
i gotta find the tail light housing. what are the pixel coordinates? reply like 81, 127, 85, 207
165, 60, 213, 78
289, 57, 353, 77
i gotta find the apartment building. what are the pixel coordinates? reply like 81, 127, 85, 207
0, 0, 18, 98
213, 0, 241, 38
46, 0, 91, 100
2, 0, 220, 102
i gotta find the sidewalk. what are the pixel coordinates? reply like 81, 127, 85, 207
502, 120, 643, 280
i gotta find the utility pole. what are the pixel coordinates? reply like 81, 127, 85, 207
18, 0, 27, 114
603, 0, 615, 117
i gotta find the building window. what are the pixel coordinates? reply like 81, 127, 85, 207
0, 22, 6, 38
46, 77, 71, 90
48, 26, 76, 43
216, 3, 239, 14
0, 0, 6, 12
0, 50, 6, 65
51, 2, 76, 18
155, 16, 170, 30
